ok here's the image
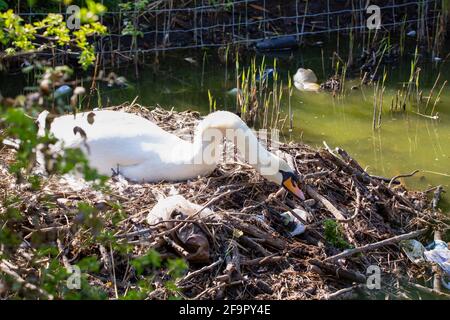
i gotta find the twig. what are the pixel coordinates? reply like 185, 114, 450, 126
431, 185, 444, 211
303, 170, 333, 180
241, 255, 284, 266
305, 185, 347, 221
163, 235, 190, 257
340, 187, 361, 223
409, 282, 450, 299
309, 259, 366, 283
0, 261, 53, 300
432, 230, 442, 293
109, 243, 119, 299
116, 228, 152, 239
223, 240, 241, 282
323, 228, 428, 262
388, 170, 420, 188
370, 174, 400, 184
192, 280, 243, 300
226, 215, 286, 250
177, 258, 223, 284
326, 284, 365, 300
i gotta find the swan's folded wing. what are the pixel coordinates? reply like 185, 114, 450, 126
42, 110, 190, 173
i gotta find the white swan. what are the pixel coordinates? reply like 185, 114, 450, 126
293, 68, 320, 92
37, 110, 305, 200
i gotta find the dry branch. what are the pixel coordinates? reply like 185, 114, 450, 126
323, 229, 428, 263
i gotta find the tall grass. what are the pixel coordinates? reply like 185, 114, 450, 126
234, 56, 286, 130
373, 69, 387, 129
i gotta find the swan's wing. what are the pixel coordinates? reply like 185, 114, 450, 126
47, 110, 179, 145
41, 110, 190, 174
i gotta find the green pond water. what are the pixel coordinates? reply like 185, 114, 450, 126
1, 43, 450, 211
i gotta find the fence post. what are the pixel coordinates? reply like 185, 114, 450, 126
296, 0, 299, 41
200, 0, 204, 46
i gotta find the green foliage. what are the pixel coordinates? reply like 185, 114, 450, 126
34, 13, 70, 45
0, 105, 107, 187
120, 279, 153, 300
75, 202, 104, 234
119, 0, 149, 12
55, 147, 108, 186
77, 256, 101, 273
0, 2, 107, 69
131, 249, 162, 275
323, 219, 352, 250
2, 107, 46, 178
128, 249, 188, 299
80, 0, 106, 23
119, 0, 149, 38
107, 202, 127, 226
0, 226, 22, 251
0, 10, 36, 50
166, 258, 188, 279
207, 0, 233, 11
0, 0, 8, 10
33, 250, 107, 300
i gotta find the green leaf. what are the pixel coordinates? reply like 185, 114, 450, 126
0, 0, 8, 10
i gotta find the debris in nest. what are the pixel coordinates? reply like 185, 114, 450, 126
280, 208, 311, 237
401, 240, 427, 264
320, 76, 341, 93
0, 104, 448, 300
146, 195, 215, 225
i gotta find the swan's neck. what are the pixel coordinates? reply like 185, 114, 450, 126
192, 113, 280, 179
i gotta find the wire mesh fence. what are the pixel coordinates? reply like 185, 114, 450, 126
13, 0, 443, 56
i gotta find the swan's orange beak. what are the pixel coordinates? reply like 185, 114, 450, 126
282, 176, 305, 201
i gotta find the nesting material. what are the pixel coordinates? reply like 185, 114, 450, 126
146, 195, 215, 225
0, 104, 448, 300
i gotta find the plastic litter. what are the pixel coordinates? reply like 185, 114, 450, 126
293, 68, 318, 84
407, 30, 417, 37
400, 239, 426, 264
256, 68, 274, 82
146, 194, 214, 224
255, 36, 298, 52
424, 240, 450, 289
54, 85, 72, 98
227, 88, 242, 96
293, 68, 320, 92
401, 239, 450, 289
280, 208, 312, 237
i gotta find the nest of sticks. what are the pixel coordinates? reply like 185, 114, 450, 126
0, 104, 448, 300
